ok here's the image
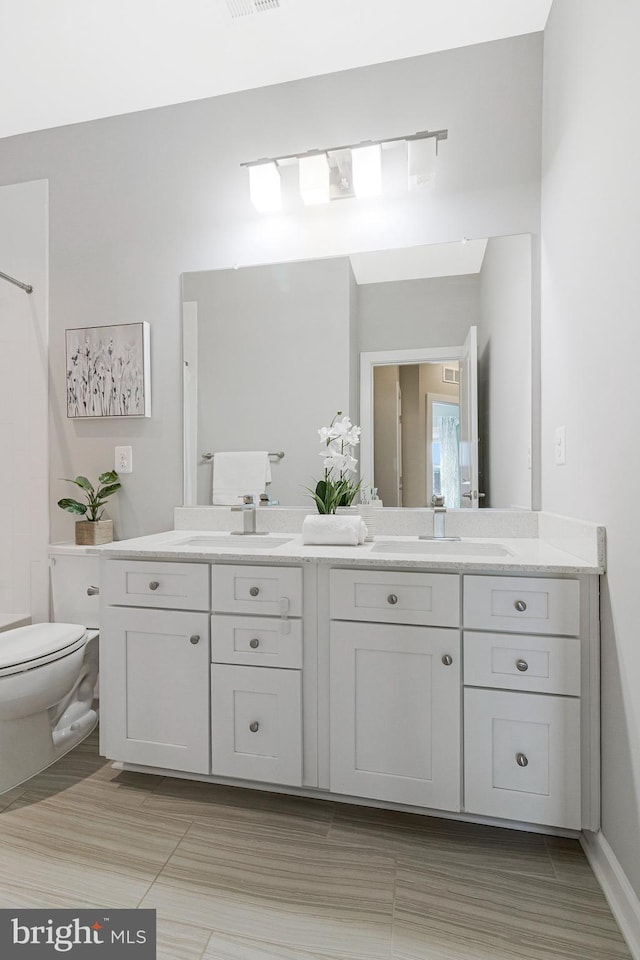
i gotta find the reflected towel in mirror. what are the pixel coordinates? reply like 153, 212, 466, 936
212, 451, 272, 505
302, 514, 367, 546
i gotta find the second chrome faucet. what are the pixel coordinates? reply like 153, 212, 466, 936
230, 495, 268, 535
419, 495, 461, 542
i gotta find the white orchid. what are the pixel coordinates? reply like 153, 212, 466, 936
308, 410, 363, 513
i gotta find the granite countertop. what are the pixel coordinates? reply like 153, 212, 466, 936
91, 529, 604, 574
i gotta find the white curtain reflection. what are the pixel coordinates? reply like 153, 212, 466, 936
438, 415, 460, 507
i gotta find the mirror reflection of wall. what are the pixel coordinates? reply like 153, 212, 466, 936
182, 233, 532, 510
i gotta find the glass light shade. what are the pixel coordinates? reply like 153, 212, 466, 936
352, 143, 382, 198
299, 153, 330, 205
248, 161, 281, 213
408, 137, 437, 190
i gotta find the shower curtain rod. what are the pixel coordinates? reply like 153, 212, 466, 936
0, 270, 33, 294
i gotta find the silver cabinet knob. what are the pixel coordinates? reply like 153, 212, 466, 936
249, 586, 260, 597
149, 581, 160, 591
387, 593, 398, 605
249, 638, 260, 649
516, 753, 529, 767
516, 658, 529, 672
249, 721, 260, 733
189, 635, 200, 645
86, 585, 99, 596
441, 654, 453, 666
514, 599, 527, 612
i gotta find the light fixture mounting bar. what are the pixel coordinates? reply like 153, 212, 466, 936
240, 129, 448, 168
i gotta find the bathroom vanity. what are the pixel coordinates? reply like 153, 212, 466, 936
97, 518, 603, 834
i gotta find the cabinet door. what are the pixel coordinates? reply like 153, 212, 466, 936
100, 607, 210, 773
330, 621, 460, 809
464, 688, 581, 829
211, 664, 302, 786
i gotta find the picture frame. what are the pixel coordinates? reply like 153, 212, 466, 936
65, 322, 151, 419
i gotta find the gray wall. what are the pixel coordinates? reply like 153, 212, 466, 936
0, 33, 543, 542
357, 274, 480, 353
542, 0, 640, 896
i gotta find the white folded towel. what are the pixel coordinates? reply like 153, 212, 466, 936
212, 451, 272, 506
302, 514, 367, 546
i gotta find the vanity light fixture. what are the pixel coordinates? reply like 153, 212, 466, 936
351, 143, 382, 199
241, 128, 447, 212
298, 153, 331, 206
407, 135, 438, 190
248, 160, 281, 213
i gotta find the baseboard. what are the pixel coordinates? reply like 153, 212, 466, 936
581, 830, 640, 959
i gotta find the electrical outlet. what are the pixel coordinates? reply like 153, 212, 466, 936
115, 446, 132, 474
554, 427, 566, 466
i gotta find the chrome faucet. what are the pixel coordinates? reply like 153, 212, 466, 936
419, 495, 461, 542
231, 495, 258, 535
433, 500, 447, 539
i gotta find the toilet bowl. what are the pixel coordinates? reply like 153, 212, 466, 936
0, 545, 100, 795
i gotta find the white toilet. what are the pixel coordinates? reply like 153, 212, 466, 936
0, 544, 100, 794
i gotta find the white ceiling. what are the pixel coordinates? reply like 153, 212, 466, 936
0, 0, 552, 141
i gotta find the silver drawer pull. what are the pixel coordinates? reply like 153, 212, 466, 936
514, 599, 527, 612
249, 721, 260, 733
249, 586, 260, 597
441, 654, 453, 666
249, 638, 260, 649
387, 593, 398, 605
86, 585, 99, 596
149, 581, 160, 591
516, 658, 529, 672
516, 753, 529, 767
189, 635, 200, 645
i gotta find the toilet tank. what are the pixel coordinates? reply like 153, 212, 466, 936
49, 544, 100, 629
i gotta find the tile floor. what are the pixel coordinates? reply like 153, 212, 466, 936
0, 729, 631, 959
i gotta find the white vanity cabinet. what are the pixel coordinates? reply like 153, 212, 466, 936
462, 575, 591, 830
210, 564, 303, 786
328, 569, 461, 810
100, 561, 211, 774
99, 551, 599, 834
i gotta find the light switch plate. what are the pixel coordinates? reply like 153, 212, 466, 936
554, 427, 566, 466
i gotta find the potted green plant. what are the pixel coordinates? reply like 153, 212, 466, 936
57, 470, 121, 545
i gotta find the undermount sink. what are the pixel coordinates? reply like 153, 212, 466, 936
175, 535, 293, 549
371, 539, 514, 557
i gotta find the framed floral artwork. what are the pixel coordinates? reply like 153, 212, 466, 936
65, 322, 151, 418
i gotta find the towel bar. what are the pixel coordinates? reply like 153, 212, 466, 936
201, 451, 284, 462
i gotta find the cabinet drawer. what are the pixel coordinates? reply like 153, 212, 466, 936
211, 664, 302, 786
212, 565, 302, 617
463, 575, 580, 636
211, 614, 302, 669
102, 560, 210, 610
330, 569, 460, 627
464, 632, 580, 696
464, 688, 581, 829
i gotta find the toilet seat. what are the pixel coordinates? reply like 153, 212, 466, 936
0, 623, 88, 677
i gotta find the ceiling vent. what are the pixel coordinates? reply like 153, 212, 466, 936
226, 0, 281, 17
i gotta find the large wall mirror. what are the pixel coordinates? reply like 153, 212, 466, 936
182, 233, 532, 510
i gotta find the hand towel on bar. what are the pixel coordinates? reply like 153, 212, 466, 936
212, 451, 272, 505
302, 514, 367, 546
